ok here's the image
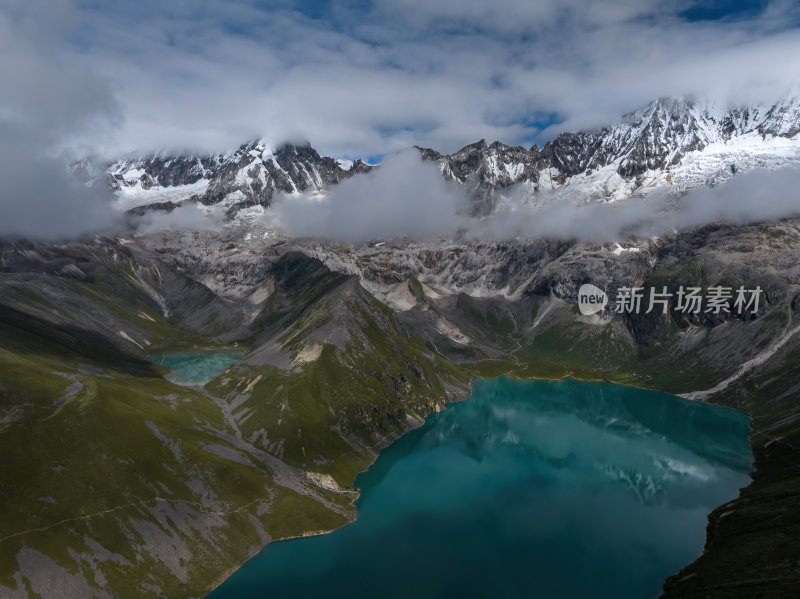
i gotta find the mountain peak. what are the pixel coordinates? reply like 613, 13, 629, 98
422, 93, 800, 212
103, 93, 800, 218
107, 140, 372, 213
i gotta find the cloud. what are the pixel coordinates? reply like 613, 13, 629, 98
272, 150, 469, 240
0, 1, 119, 239
659, 167, 800, 231
130, 204, 225, 234
2, 0, 800, 241
469, 167, 800, 241
0, 123, 120, 240
36, 0, 800, 159
269, 155, 800, 242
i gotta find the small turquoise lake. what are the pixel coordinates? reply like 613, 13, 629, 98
209, 377, 752, 599
152, 349, 243, 385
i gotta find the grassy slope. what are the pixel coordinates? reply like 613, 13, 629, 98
207, 252, 470, 487
0, 306, 355, 598
0, 246, 353, 597
2, 236, 799, 597
0, 249, 470, 598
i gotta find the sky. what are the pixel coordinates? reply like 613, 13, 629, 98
3, 0, 800, 160
1, 0, 800, 238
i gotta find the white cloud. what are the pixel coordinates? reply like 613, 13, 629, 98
475, 167, 800, 242
270, 154, 800, 242
0, 3, 119, 239
130, 204, 225, 234
272, 150, 468, 240
2, 0, 800, 240
31, 0, 800, 159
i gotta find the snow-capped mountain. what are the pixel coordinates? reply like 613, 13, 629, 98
105, 94, 800, 217
108, 140, 370, 212
420, 94, 800, 214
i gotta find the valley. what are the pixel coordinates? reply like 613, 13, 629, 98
2, 92, 800, 597
1, 213, 800, 596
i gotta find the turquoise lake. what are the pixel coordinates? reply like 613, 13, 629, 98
152, 349, 243, 385
209, 377, 752, 599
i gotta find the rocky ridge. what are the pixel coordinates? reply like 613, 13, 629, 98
107, 140, 371, 214
6, 90, 800, 598
103, 94, 800, 218
419, 94, 800, 214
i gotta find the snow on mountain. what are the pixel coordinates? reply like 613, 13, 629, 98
107, 139, 371, 212
421, 94, 800, 214
102, 94, 800, 218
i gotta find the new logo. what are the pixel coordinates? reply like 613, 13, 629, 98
578, 284, 608, 315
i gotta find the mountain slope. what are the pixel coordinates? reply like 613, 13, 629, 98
3, 218, 800, 596
108, 140, 371, 213
420, 94, 800, 213
0, 240, 471, 598
21, 90, 800, 597
100, 94, 800, 219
